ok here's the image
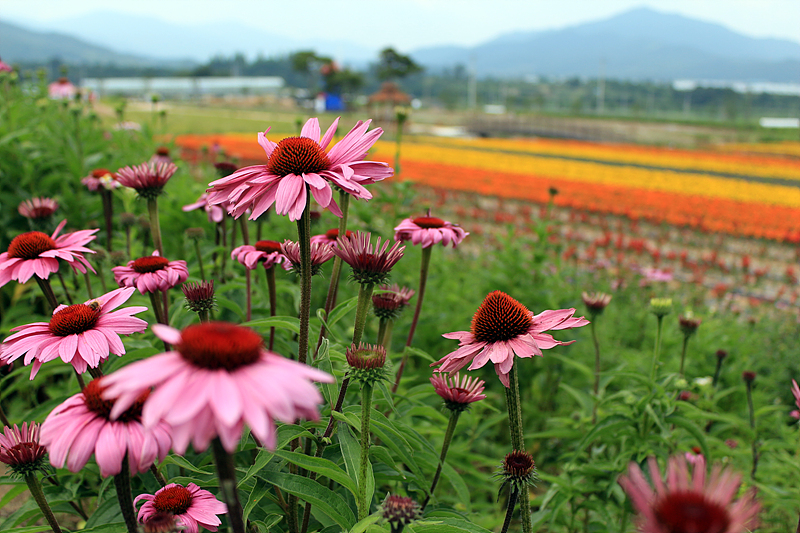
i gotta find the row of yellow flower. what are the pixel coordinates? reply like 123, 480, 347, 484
409, 136, 800, 182
373, 141, 800, 209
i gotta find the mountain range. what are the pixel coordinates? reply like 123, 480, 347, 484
2, 8, 799, 82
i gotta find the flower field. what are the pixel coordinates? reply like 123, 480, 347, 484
175, 134, 800, 242
5, 76, 800, 533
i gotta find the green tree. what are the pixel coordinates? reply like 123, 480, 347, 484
376, 47, 423, 82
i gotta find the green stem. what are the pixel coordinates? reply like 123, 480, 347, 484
0, 402, 10, 427
199, 308, 210, 322
56, 271, 73, 305
211, 438, 246, 533
650, 316, 664, 382
746, 380, 758, 479
353, 283, 375, 347
500, 486, 519, 533
266, 266, 277, 351
393, 246, 432, 393
245, 268, 252, 322
377, 318, 389, 348
422, 409, 461, 510
712, 356, 724, 387
358, 383, 374, 520
112, 455, 138, 533
591, 320, 601, 424
83, 272, 94, 299
194, 240, 206, 280
313, 192, 350, 361
504, 364, 532, 533
146, 197, 163, 256
148, 292, 170, 350
101, 188, 114, 252
35, 276, 59, 312
679, 335, 690, 377
296, 192, 312, 364
25, 472, 62, 533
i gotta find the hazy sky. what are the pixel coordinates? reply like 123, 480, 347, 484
3, 0, 799, 50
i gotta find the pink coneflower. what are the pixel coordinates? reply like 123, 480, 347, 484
40, 378, 171, 477
101, 322, 333, 453
232, 240, 285, 270
430, 372, 486, 410
394, 215, 468, 248
0, 220, 97, 287
182, 280, 216, 316
135, 483, 227, 533
182, 192, 225, 224
332, 231, 405, 286
206, 118, 392, 221
381, 495, 421, 532
791, 379, 800, 419
0, 287, 148, 379
310, 228, 354, 248
0, 58, 12, 73
81, 168, 120, 192
619, 455, 759, 533
0, 422, 48, 475
113, 251, 189, 294
116, 162, 178, 200
150, 147, 172, 166
280, 240, 333, 275
372, 283, 415, 320
433, 290, 589, 387
18, 198, 59, 220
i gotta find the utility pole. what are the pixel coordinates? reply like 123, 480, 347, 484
597, 58, 605, 115
468, 54, 477, 110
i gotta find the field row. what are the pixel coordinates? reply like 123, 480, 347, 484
173, 133, 800, 242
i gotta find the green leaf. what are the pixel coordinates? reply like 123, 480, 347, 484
666, 414, 710, 459
0, 484, 26, 510
77, 524, 128, 533
338, 424, 374, 505
575, 414, 634, 451
243, 316, 301, 334
315, 339, 339, 406
328, 296, 360, 328
440, 461, 471, 513
243, 476, 271, 523
216, 296, 245, 320
274, 449, 359, 498
348, 513, 382, 533
0, 526, 68, 533
239, 448, 275, 487
258, 471, 356, 530
83, 493, 123, 528
161, 454, 214, 475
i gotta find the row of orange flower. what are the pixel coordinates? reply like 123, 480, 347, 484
173, 133, 800, 242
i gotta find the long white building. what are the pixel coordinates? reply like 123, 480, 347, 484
81, 76, 284, 98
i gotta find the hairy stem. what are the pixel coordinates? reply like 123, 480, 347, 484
211, 438, 246, 533
505, 364, 532, 533
296, 192, 312, 364
146, 197, 163, 256
591, 320, 601, 424
393, 246, 432, 392
422, 409, 460, 510
650, 316, 664, 382
358, 384, 374, 520
313, 192, 350, 360
266, 266, 277, 350
112, 455, 138, 533
25, 472, 62, 533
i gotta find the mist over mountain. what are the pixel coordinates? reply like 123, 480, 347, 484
0, 19, 160, 66
2, 7, 799, 82
411, 7, 800, 82
4, 11, 376, 65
